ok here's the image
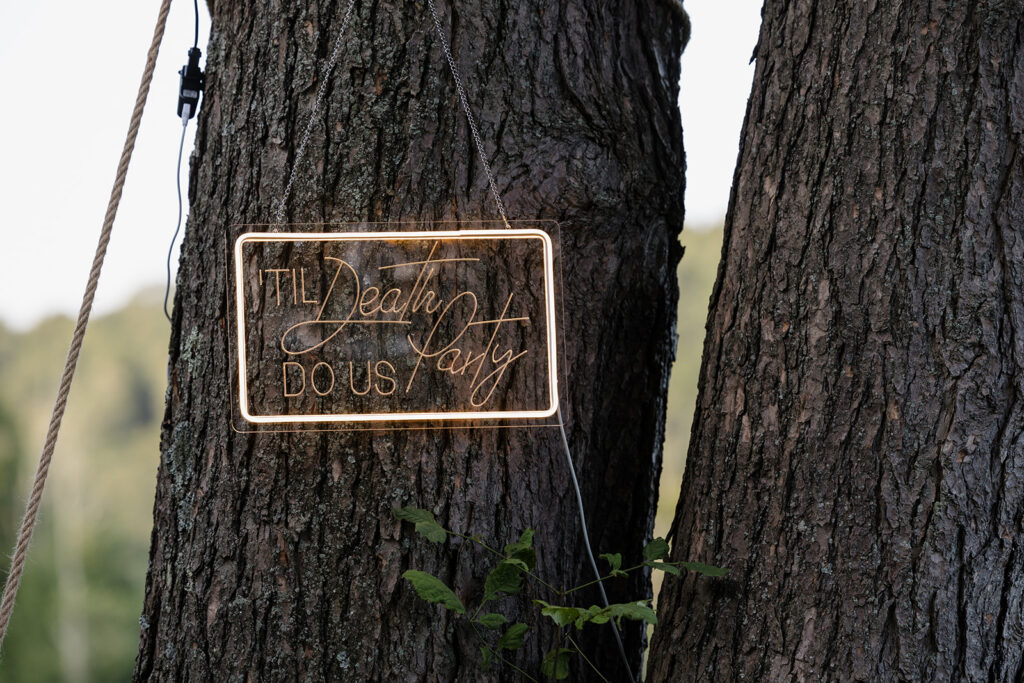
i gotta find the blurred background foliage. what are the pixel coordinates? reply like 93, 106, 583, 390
0, 294, 168, 682
0, 226, 722, 681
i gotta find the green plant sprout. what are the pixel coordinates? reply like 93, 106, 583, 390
392, 507, 728, 681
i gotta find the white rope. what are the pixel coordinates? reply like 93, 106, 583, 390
0, 0, 174, 650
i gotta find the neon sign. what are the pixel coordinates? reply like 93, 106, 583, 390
233, 229, 559, 423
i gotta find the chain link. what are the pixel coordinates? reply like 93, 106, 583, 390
426, 0, 510, 228
275, 0, 511, 227
275, 0, 359, 223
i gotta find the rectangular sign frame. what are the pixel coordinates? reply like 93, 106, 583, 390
233, 227, 560, 425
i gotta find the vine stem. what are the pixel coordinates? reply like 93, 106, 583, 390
567, 634, 612, 683
467, 621, 538, 682
550, 626, 565, 683
562, 560, 689, 596
449, 530, 562, 596
562, 564, 646, 596
470, 602, 485, 622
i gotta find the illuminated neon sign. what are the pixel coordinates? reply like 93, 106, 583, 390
233, 229, 559, 423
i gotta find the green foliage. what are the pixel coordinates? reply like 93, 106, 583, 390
504, 529, 537, 570
647, 561, 682, 577
393, 506, 726, 680
599, 552, 627, 577
477, 613, 507, 630
401, 570, 466, 614
605, 602, 658, 627
485, 560, 524, 598
535, 600, 657, 630
497, 623, 529, 650
0, 294, 168, 683
643, 537, 670, 561
541, 648, 574, 679
535, 600, 583, 628
393, 506, 447, 543
0, 401, 21, 559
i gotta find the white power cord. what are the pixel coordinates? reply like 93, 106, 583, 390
164, 118, 188, 322
557, 406, 637, 682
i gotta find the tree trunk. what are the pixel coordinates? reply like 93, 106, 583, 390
133, 1, 688, 680
649, 1, 1024, 680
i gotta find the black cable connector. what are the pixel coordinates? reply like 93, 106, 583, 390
166, 0, 204, 324
177, 47, 205, 123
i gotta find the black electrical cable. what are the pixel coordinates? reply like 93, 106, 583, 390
192, 0, 199, 48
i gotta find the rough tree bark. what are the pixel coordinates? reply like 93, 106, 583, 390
133, 0, 688, 680
650, 1, 1024, 681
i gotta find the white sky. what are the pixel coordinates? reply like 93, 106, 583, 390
0, 1, 759, 331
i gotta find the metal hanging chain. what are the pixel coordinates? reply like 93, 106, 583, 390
425, 0, 510, 228
274, 0, 359, 223
0, 0, 174, 650
274, 0, 511, 228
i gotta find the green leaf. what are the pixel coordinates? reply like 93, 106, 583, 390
497, 622, 529, 650
504, 529, 534, 554
401, 570, 465, 614
535, 600, 582, 628
485, 560, 524, 598
541, 647, 574, 679
476, 613, 507, 630
502, 558, 531, 572
600, 553, 622, 572
504, 529, 536, 570
606, 601, 657, 626
643, 537, 670, 561
678, 561, 730, 577
392, 506, 447, 543
480, 646, 493, 671
601, 553, 628, 577
583, 605, 610, 625
647, 561, 682, 577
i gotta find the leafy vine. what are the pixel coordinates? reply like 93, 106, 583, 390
393, 507, 727, 680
